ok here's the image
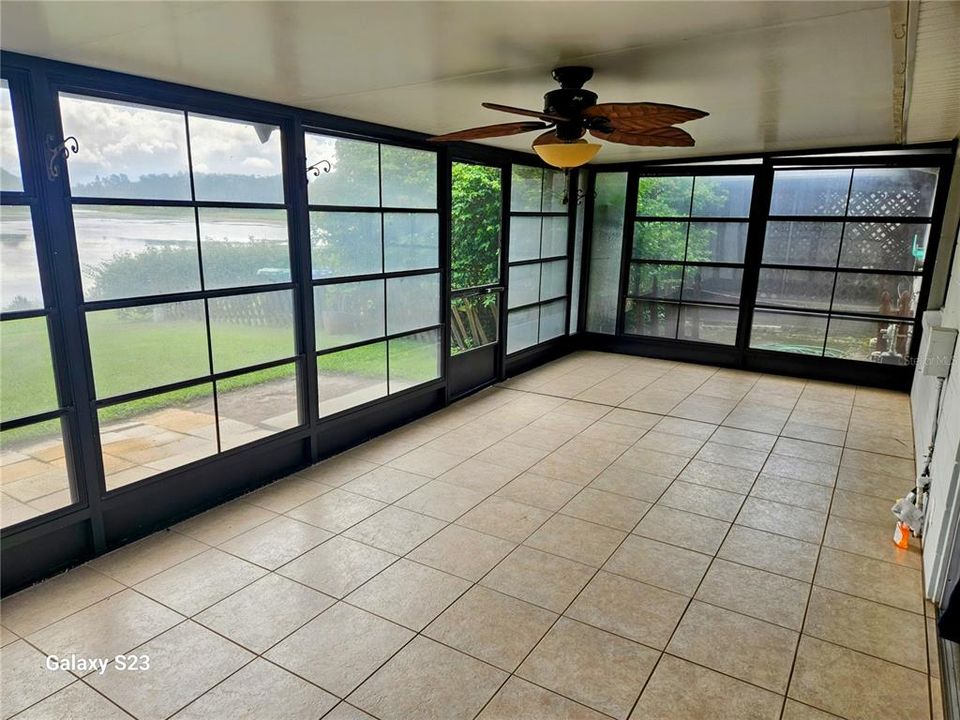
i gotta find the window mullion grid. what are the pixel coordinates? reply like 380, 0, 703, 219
820, 169, 858, 357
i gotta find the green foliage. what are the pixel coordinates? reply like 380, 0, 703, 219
451, 162, 501, 290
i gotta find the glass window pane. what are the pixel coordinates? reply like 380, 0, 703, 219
687, 222, 748, 263
199, 208, 290, 289
542, 170, 567, 212
848, 168, 937, 218
208, 290, 295, 373
1, 317, 58, 422
1, 206, 44, 310
633, 221, 687, 261
762, 221, 843, 266
508, 264, 540, 309
682, 266, 743, 304
381, 146, 436, 209
586, 173, 627, 334
73, 205, 200, 301
511, 166, 542, 212
750, 310, 827, 355
770, 169, 851, 216
679, 305, 739, 345
833, 272, 920, 318
540, 216, 568, 258
452, 163, 501, 290
314, 280, 384, 351
87, 301, 208, 398
1, 80, 23, 192
216, 363, 299, 450
310, 211, 382, 279
507, 306, 539, 354
1, 419, 72, 528
539, 299, 567, 342
306, 134, 379, 207
540, 260, 567, 301
318, 343, 388, 416
627, 263, 683, 300
188, 114, 283, 204
389, 329, 440, 391
509, 217, 541, 262
451, 294, 499, 354
387, 273, 439, 335
59, 93, 191, 201
637, 176, 692, 217
384, 213, 439, 272
839, 222, 930, 272
99, 384, 217, 491
756, 269, 835, 311
825, 317, 912, 363
692, 176, 753, 217
624, 299, 679, 338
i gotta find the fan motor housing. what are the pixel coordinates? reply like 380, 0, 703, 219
544, 88, 597, 141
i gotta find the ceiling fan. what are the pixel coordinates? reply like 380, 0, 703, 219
428, 66, 708, 169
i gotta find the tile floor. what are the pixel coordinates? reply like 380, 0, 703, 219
0, 351, 943, 720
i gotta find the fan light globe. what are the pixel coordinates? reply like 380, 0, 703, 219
532, 140, 601, 169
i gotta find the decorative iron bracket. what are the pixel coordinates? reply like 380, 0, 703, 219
307, 159, 332, 177
47, 135, 79, 181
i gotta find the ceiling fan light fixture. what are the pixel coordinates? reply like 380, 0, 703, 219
533, 139, 601, 169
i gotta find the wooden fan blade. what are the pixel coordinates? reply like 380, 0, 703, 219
482, 102, 571, 123
428, 121, 549, 142
585, 102, 708, 131
590, 126, 696, 147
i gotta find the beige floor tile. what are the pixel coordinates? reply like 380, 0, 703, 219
781, 700, 843, 719
566, 571, 688, 649
560, 487, 650, 531
496, 472, 582, 511
342, 506, 445, 554
788, 636, 929, 720
718, 525, 820, 581
580, 420, 649, 445
11, 681, 133, 720
172, 499, 276, 545
603, 408, 661, 430
0, 640, 74, 719
804, 586, 926, 671
695, 441, 768, 471
696, 558, 809, 630
481, 546, 595, 613
349, 636, 507, 720
634, 431, 705, 458
772, 437, 843, 465
829, 488, 897, 526
634, 505, 731, 555
928, 616, 941, 677
297, 455, 381, 486
630, 654, 782, 720
814, 547, 923, 613
525, 514, 627, 567
1, 566, 124, 636
736, 497, 826, 543
750, 474, 832, 512
27, 589, 183, 666
676, 458, 757, 494
761, 454, 838, 487
617, 447, 689, 478
407, 524, 515, 581
425, 585, 556, 671
388, 446, 465, 478
478, 676, 609, 720
0, 625, 17, 648
653, 416, 718, 440
835, 465, 913, 500
932, 675, 945, 720
88, 531, 207, 586
340, 466, 431, 503
840, 448, 914, 480
457, 496, 551, 542
604, 535, 711, 596
823, 515, 922, 569
265, 602, 412, 697
172, 658, 336, 719
844, 429, 914, 458
242, 475, 330, 513
518, 617, 657, 719
277, 536, 397, 598
529, 449, 611, 485
669, 394, 737, 424
219, 516, 333, 569
723, 404, 790, 434
134, 548, 266, 616
781, 420, 846, 447
324, 703, 377, 720
472, 441, 552, 473
658, 480, 745, 521
710, 426, 777, 452
395, 480, 486, 521
194, 573, 333, 653
621, 388, 687, 414
285, 488, 386, 533
346, 559, 469, 630
509, 425, 576, 452
590, 462, 674, 501
438, 457, 522, 493
667, 601, 798, 693
87, 621, 253, 720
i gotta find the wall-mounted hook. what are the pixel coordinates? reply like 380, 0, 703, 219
47, 135, 79, 181
562, 187, 597, 206
306, 159, 332, 177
